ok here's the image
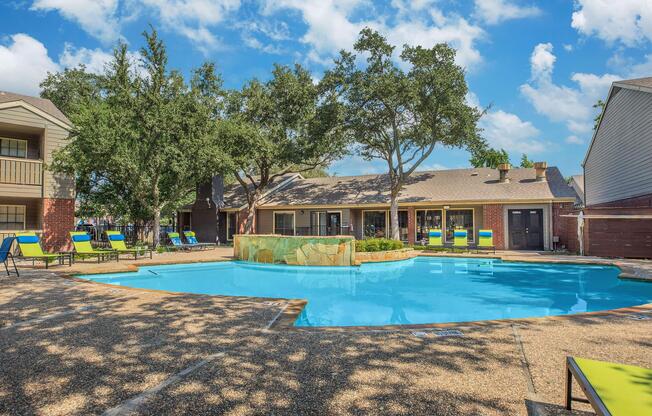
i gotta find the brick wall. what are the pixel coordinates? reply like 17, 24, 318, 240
482, 204, 505, 250
42, 198, 75, 251
407, 207, 415, 244
551, 202, 580, 253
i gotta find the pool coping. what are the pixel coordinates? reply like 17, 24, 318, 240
57, 253, 652, 332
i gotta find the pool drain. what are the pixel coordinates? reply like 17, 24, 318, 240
412, 329, 464, 338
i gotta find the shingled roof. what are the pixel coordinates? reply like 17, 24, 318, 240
614, 76, 652, 91
0, 91, 72, 126
258, 167, 577, 207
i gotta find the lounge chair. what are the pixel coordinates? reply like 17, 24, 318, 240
15, 232, 72, 268
70, 231, 117, 263
183, 231, 215, 250
453, 229, 469, 252
0, 236, 19, 276
565, 356, 652, 415
427, 229, 443, 248
476, 229, 496, 254
106, 231, 153, 260
167, 232, 197, 251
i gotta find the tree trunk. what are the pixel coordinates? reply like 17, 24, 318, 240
152, 206, 161, 248
389, 188, 400, 241
152, 180, 161, 248
244, 192, 259, 234
215, 206, 221, 245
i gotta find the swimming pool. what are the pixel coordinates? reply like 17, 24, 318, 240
79, 257, 652, 327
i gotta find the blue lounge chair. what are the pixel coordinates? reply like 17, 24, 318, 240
183, 231, 215, 250
0, 236, 18, 276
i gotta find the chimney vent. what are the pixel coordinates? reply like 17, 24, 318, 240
534, 161, 547, 182
498, 163, 510, 183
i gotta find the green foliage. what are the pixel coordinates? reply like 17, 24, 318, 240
219, 63, 348, 232
40, 65, 102, 117
356, 238, 404, 252
324, 28, 482, 240
47, 29, 229, 245
519, 154, 534, 168
469, 147, 510, 168
593, 99, 605, 131
300, 166, 330, 178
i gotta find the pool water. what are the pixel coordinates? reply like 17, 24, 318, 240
79, 257, 652, 327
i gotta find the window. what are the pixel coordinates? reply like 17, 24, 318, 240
226, 212, 237, 241
0, 205, 26, 230
0, 138, 27, 158
363, 211, 386, 238
273, 212, 295, 235
416, 209, 443, 243
445, 209, 474, 242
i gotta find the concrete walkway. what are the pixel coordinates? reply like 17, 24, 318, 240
1, 251, 651, 415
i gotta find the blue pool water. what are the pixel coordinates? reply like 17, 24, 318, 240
79, 257, 652, 327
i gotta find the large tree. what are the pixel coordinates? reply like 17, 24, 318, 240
325, 28, 482, 240
220, 64, 347, 233
48, 29, 228, 246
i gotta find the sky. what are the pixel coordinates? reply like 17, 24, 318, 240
1, 1, 651, 178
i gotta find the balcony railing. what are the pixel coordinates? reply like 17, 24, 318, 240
0, 157, 43, 186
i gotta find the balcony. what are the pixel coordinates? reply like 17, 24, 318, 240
0, 156, 43, 198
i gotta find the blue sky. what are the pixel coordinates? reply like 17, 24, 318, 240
1, 1, 651, 177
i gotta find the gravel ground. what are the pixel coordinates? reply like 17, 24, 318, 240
1, 255, 651, 415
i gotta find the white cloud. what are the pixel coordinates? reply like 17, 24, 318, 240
0, 34, 59, 96
627, 53, 652, 78
571, 0, 652, 46
136, 0, 241, 52
31, 0, 122, 43
30, 0, 242, 51
566, 135, 584, 145
479, 109, 544, 153
0, 33, 142, 96
263, 0, 485, 68
129, 0, 240, 53
563, 43, 573, 52
530, 42, 555, 80
467, 92, 544, 153
520, 43, 618, 134
474, 0, 541, 25
59, 44, 114, 74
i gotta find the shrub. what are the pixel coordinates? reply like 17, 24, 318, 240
356, 238, 403, 252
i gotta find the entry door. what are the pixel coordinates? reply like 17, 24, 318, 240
508, 209, 544, 250
327, 212, 341, 235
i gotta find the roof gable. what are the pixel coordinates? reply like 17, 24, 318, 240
0, 91, 72, 130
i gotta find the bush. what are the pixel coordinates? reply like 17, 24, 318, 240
356, 238, 403, 252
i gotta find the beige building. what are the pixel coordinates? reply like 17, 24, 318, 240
180, 166, 580, 251
0, 91, 75, 250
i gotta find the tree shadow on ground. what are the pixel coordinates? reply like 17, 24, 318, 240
1, 271, 528, 416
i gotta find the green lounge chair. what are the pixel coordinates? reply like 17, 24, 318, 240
565, 356, 652, 415
16, 232, 72, 268
476, 229, 496, 254
453, 229, 469, 252
427, 229, 443, 248
106, 231, 153, 260
70, 231, 117, 263
167, 232, 196, 251
183, 231, 215, 250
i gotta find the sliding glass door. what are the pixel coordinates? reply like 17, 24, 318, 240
415, 209, 443, 243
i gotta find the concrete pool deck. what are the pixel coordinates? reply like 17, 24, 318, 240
2, 249, 651, 415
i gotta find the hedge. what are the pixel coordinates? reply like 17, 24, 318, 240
355, 238, 404, 252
